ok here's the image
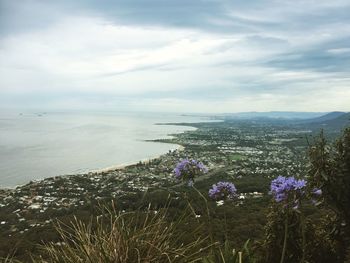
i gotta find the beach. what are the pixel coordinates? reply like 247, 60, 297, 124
89, 145, 185, 174
0, 111, 199, 187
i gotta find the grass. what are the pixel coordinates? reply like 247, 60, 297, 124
27, 201, 212, 263
2, 194, 255, 263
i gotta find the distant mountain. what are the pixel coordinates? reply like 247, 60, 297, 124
321, 112, 350, 128
300, 111, 346, 123
301, 112, 350, 130
220, 111, 350, 130
222, 111, 326, 120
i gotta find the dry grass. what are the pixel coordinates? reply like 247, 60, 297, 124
32, 202, 211, 263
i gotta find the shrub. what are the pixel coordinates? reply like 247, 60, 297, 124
308, 128, 350, 261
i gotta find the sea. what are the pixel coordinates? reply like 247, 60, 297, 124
0, 111, 210, 188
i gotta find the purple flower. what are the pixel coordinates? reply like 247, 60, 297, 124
173, 159, 208, 185
270, 176, 307, 208
294, 179, 307, 190
209, 181, 237, 201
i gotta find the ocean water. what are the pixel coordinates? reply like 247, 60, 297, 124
0, 111, 207, 187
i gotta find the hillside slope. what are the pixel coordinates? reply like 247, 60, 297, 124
300, 111, 346, 123
302, 112, 350, 130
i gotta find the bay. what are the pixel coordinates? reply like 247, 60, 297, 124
0, 111, 207, 187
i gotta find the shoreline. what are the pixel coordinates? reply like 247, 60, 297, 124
0, 117, 201, 190
1, 143, 186, 191
89, 144, 185, 174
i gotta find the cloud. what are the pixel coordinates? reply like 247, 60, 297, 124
265, 36, 350, 73
0, 0, 350, 112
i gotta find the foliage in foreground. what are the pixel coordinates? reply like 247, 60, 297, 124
31, 203, 211, 263
261, 128, 350, 263
27, 202, 253, 263
308, 127, 350, 261
201, 240, 252, 263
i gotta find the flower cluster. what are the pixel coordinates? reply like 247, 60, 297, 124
270, 176, 307, 208
208, 181, 237, 201
173, 159, 208, 186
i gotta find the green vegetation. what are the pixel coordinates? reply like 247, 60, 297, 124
308, 128, 350, 262
228, 154, 244, 161
34, 204, 210, 263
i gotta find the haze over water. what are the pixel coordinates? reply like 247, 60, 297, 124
0, 111, 206, 187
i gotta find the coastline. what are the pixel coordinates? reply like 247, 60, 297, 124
89, 144, 185, 174
1, 141, 187, 191
0, 115, 205, 190
0, 112, 207, 189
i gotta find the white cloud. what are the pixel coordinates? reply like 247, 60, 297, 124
0, 1, 350, 112
0, 16, 233, 94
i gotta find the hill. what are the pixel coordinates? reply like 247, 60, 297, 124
300, 111, 346, 123
222, 111, 326, 120
322, 112, 350, 128
301, 112, 350, 131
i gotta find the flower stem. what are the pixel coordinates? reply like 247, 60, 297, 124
280, 213, 288, 263
224, 209, 228, 241
300, 212, 306, 263
193, 186, 214, 245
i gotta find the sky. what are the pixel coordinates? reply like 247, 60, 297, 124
0, 0, 350, 113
